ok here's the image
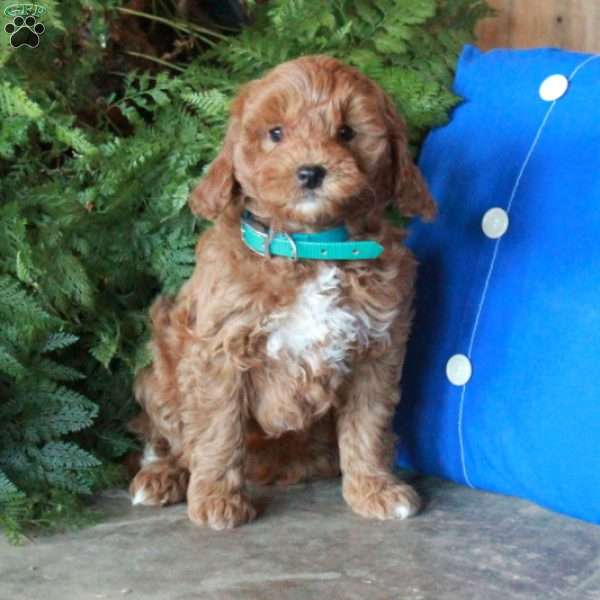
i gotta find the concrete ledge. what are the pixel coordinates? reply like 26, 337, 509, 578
2, 477, 600, 599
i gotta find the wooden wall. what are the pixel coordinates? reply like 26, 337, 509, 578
477, 0, 600, 54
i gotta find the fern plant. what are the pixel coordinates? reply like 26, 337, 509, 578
0, 0, 490, 540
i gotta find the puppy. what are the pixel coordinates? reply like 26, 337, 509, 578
129, 55, 436, 529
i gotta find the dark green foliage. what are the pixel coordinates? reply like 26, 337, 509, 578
0, 0, 489, 540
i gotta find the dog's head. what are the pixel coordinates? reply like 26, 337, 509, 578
189, 55, 436, 228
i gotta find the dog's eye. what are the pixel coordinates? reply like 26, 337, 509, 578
269, 127, 283, 143
338, 125, 355, 142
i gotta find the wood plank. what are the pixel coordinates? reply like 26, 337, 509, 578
477, 0, 600, 54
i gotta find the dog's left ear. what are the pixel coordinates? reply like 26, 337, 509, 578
188, 84, 252, 220
382, 93, 437, 221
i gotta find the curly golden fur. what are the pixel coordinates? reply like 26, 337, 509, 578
129, 55, 436, 529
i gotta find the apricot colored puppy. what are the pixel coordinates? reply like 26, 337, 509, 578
129, 55, 435, 529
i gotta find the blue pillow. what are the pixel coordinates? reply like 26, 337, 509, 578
396, 46, 600, 524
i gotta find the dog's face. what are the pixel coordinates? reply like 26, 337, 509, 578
190, 56, 435, 228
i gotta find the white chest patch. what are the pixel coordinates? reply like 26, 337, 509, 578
265, 266, 387, 373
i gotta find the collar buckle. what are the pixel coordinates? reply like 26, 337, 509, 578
281, 232, 298, 261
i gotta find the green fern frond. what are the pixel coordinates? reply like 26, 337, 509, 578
42, 333, 80, 353
0, 82, 43, 120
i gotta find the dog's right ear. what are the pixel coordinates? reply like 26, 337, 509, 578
188, 84, 251, 220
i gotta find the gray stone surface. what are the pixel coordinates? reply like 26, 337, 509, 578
2, 477, 600, 600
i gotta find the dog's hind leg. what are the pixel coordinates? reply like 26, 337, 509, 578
130, 454, 189, 506
128, 367, 189, 506
128, 295, 189, 506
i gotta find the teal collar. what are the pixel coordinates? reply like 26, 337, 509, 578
240, 211, 383, 261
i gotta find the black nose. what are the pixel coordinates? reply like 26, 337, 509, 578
297, 164, 327, 189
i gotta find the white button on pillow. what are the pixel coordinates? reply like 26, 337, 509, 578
539, 74, 569, 101
482, 207, 509, 239
446, 354, 472, 386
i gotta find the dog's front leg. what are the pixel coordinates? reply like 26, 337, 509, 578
180, 347, 255, 530
337, 360, 421, 521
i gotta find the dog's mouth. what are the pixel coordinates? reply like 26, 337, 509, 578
293, 192, 321, 216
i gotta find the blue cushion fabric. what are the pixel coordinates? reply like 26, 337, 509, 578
396, 45, 600, 524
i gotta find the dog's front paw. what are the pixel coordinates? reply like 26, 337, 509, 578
343, 475, 421, 521
187, 493, 257, 530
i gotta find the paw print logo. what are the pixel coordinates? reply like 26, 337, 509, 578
5, 15, 45, 48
